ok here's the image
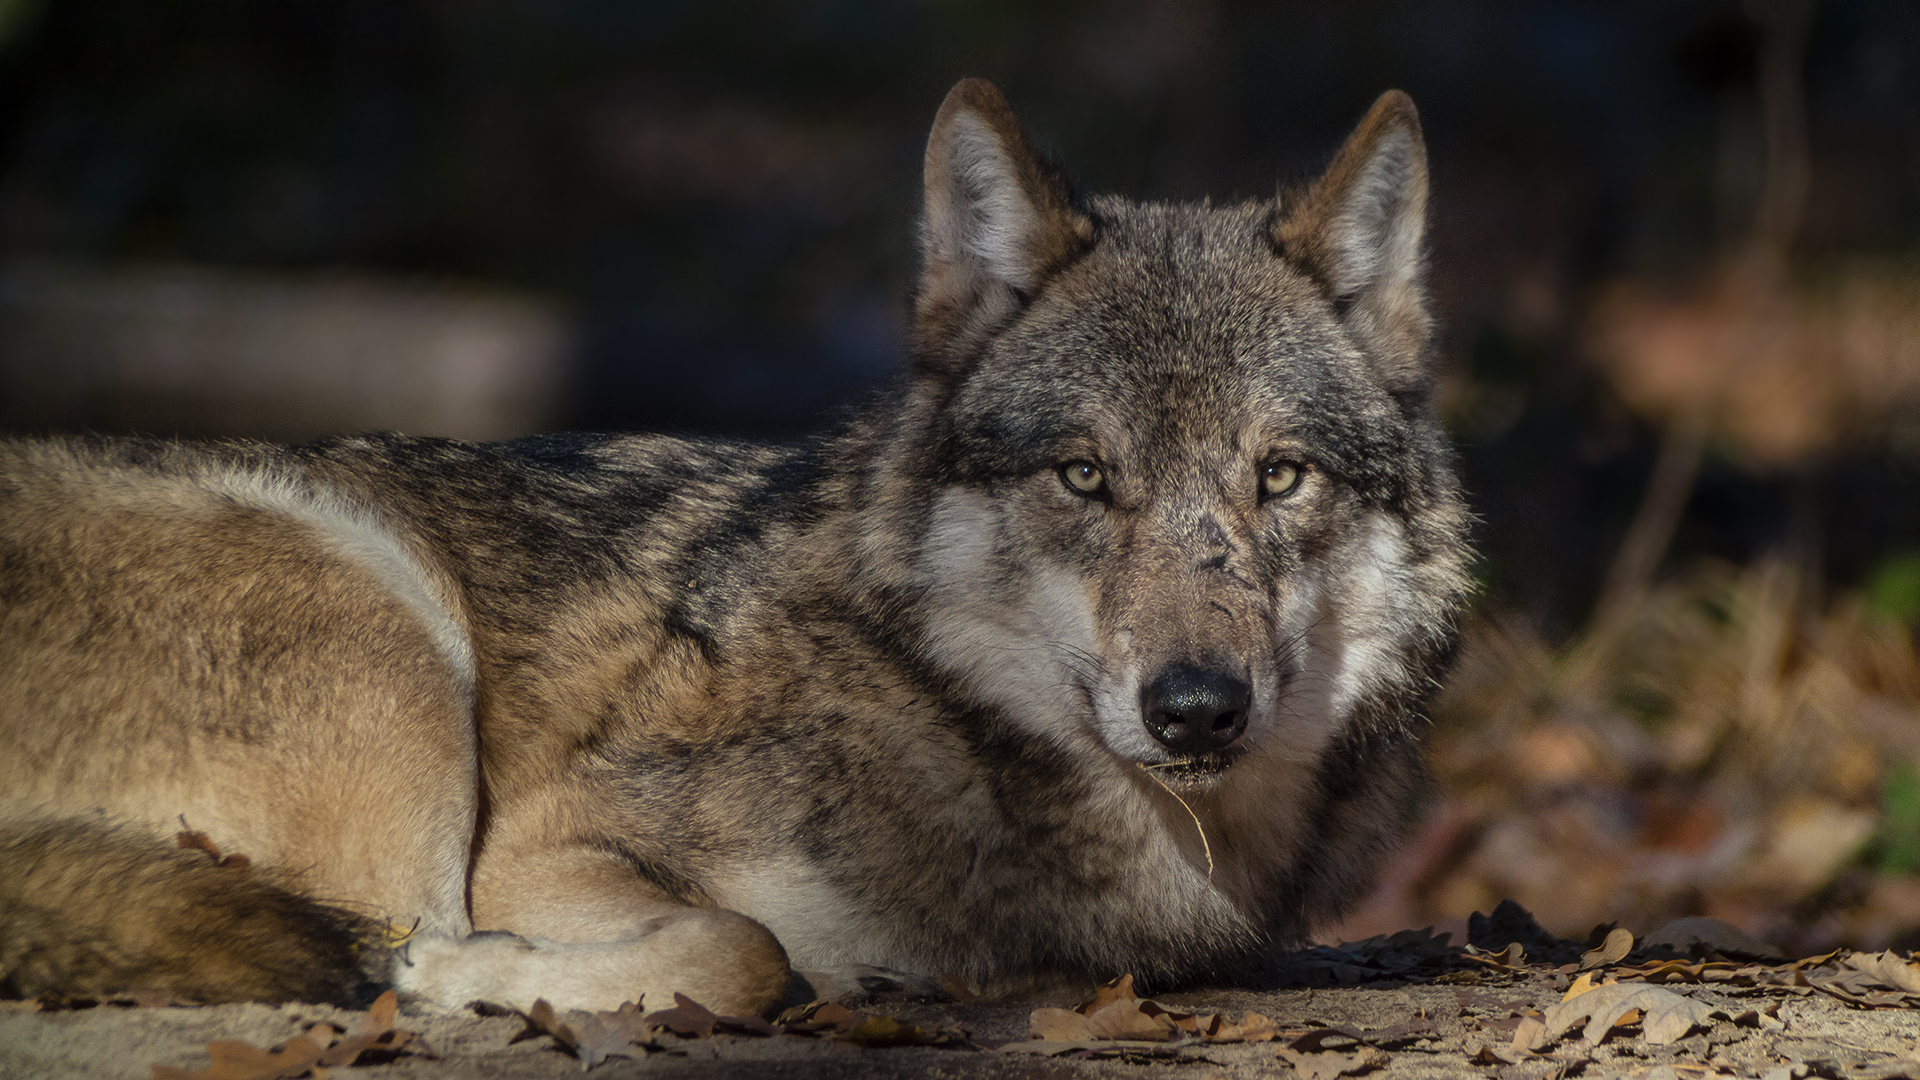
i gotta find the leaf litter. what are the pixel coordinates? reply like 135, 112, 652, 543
149, 990, 434, 1080
504, 989, 966, 1068
141, 900, 1920, 1076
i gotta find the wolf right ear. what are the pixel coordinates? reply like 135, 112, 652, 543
914, 79, 1092, 377
1274, 91, 1433, 396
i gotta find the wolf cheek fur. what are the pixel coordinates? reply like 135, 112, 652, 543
0, 79, 1470, 1014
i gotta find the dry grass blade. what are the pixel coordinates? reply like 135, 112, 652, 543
1138, 766, 1214, 880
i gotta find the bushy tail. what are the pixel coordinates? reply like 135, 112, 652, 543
0, 819, 389, 1006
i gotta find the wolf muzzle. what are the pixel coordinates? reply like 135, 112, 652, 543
1141, 664, 1251, 757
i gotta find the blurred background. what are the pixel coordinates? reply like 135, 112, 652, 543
2, 0, 1917, 955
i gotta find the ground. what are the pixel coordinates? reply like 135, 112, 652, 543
7, 906, 1920, 1080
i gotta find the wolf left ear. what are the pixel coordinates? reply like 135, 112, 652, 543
1274, 91, 1432, 395
914, 78, 1093, 377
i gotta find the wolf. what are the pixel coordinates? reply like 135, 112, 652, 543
0, 79, 1470, 1017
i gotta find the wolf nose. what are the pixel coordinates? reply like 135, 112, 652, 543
1142, 665, 1250, 755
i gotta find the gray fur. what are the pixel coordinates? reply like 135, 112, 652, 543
0, 80, 1470, 1010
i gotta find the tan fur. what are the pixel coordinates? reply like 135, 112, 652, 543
0, 81, 1470, 1015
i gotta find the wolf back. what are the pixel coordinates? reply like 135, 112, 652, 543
0, 78, 1471, 1013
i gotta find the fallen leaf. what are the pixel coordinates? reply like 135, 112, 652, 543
1466, 1043, 1520, 1065
1563, 971, 1601, 999
150, 1037, 325, 1080
1211, 1010, 1280, 1042
1082, 996, 1178, 1041
152, 990, 433, 1079
1078, 974, 1139, 1014
1029, 1008, 1093, 1042
1023, 975, 1293, 1050
643, 993, 718, 1038
1277, 1046, 1388, 1078
1579, 927, 1635, 970
1839, 951, 1920, 994
1507, 1015, 1544, 1060
1642, 915, 1784, 958
1536, 982, 1716, 1046
313, 990, 433, 1067
1462, 941, 1529, 971
508, 999, 577, 1051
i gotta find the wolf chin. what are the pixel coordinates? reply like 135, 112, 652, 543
0, 79, 1470, 1015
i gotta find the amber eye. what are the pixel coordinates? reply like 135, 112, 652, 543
1060, 460, 1107, 497
1260, 460, 1304, 501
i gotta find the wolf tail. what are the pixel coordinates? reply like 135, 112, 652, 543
0, 819, 388, 1005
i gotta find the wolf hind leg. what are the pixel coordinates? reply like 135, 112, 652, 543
0, 818, 387, 1005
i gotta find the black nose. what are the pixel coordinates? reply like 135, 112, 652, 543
1142, 665, 1251, 755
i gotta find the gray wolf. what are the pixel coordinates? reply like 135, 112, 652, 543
0, 79, 1471, 1016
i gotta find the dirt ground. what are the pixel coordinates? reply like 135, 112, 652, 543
8, 906, 1920, 1080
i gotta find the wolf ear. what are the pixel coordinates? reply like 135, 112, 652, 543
1275, 91, 1432, 395
915, 78, 1092, 375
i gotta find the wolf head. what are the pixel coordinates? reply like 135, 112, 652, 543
902, 79, 1470, 796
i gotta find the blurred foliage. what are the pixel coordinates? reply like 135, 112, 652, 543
1338, 559, 1920, 953
1868, 552, 1920, 625
1874, 762, 1920, 875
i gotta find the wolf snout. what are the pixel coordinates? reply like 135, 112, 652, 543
1141, 665, 1251, 756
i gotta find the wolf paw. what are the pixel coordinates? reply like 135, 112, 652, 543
788, 964, 949, 1007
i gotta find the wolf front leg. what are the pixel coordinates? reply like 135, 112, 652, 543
402, 842, 791, 1017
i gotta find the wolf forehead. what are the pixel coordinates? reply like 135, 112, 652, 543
931, 200, 1418, 492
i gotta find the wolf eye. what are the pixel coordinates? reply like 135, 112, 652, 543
1060, 460, 1107, 498
1259, 460, 1304, 501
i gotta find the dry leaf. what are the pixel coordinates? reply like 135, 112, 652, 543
151, 989, 431, 1079
1277, 1046, 1387, 1078
568, 1010, 651, 1069
643, 993, 718, 1038
1082, 997, 1178, 1041
1839, 951, 1920, 994
1467, 1044, 1519, 1065
1536, 982, 1716, 1046
1029, 1008, 1094, 1042
508, 999, 577, 1050
1024, 974, 1289, 1050
1579, 927, 1635, 970
1462, 942, 1528, 971
1563, 971, 1600, 999
151, 1037, 324, 1080
1642, 916, 1784, 958
1212, 1010, 1279, 1042
1507, 1015, 1544, 1060
1078, 974, 1138, 1014
364, 989, 397, 1032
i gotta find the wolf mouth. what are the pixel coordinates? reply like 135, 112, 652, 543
1139, 748, 1244, 787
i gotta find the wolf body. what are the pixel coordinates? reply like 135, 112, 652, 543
0, 80, 1470, 1015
